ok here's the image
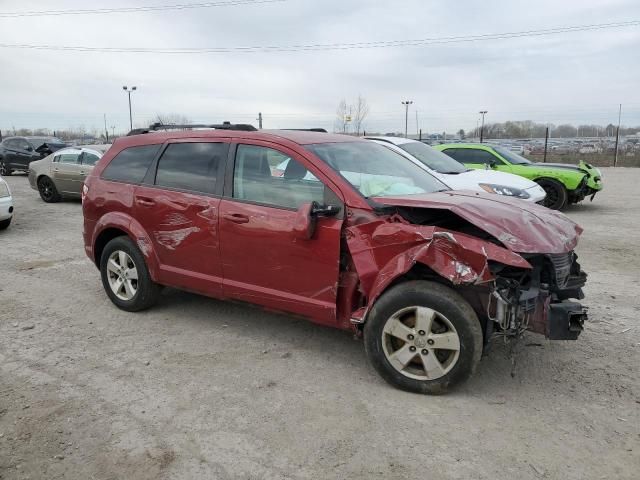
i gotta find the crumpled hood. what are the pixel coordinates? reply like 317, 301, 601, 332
371, 190, 582, 254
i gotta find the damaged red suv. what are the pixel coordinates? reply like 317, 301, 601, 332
83, 126, 588, 393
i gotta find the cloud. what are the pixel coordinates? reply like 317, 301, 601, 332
0, 0, 638, 134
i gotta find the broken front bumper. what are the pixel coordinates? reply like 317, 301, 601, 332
490, 282, 587, 341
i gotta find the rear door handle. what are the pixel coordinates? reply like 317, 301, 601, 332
135, 196, 156, 207
223, 213, 250, 224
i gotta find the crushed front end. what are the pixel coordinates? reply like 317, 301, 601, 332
488, 251, 588, 340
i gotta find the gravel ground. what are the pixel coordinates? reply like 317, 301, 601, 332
1, 169, 638, 480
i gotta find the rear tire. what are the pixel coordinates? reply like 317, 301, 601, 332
0, 218, 11, 230
364, 280, 483, 394
100, 236, 160, 312
0, 160, 12, 176
37, 176, 61, 203
537, 178, 567, 210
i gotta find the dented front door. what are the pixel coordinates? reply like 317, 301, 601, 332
219, 141, 343, 325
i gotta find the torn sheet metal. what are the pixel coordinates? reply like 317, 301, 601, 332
345, 219, 532, 305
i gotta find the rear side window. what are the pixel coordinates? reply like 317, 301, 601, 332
102, 145, 160, 183
155, 142, 227, 194
58, 152, 81, 164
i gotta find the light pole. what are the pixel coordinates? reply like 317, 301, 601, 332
122, 86, 137, 130
402, 100, 413, 138
479, 110, 488, 143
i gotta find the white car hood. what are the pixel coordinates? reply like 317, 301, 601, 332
433, 168, 538, 191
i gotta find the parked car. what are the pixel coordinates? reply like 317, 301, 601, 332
0, 136, 68, 175
435, 143, 603, 210
365, 137, 546, 203
578, 143, 602, 154
83, 127, 588, 394
0, 176, 14, 229
28, 145, 110, 202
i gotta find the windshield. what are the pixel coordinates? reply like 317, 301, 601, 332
494, 146, 532, 165
27, 137, 65, 148
398, 141, 467, 174
306, 141, 448, 198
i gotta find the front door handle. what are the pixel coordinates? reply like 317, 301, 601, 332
223, 213, 250, 224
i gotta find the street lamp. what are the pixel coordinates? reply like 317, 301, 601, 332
479, 110, 488, 143
401, 100, 413, 138
122, 86, 137, 130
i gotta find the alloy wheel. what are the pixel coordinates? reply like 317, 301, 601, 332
106, 250, 139, 301
0, 162, 7, 176
38, 178, 55, 201
381, 306, 461, 381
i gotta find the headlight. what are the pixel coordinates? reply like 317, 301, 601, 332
0, 181, 10, 198
479, 183, 530, 199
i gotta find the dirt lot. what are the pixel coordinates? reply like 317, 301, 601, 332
1, 169, 638, 480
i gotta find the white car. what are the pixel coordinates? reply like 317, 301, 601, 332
366, 137, 546, 203
0, 176, 14, 229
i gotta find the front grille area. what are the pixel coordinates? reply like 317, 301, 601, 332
548, 252, 573, 288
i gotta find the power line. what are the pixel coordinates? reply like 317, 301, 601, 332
0, 0, 285, 18
0, 20, 637, 53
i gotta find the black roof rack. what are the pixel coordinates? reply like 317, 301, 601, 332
127, 121, 257, 136
280, 128, 328, 133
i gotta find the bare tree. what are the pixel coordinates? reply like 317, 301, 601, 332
334, 99, 349, 133
353, 95, 369, 135
153, 113, 192, 127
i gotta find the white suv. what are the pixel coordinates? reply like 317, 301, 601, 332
0, 176, 14, 229
366, 137, 546, 203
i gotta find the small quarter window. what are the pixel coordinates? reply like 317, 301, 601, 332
102, 145, 160, 184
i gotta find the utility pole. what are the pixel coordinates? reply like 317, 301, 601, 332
614, 103, 622, 167
257, 112, 263, 129
479, 110, 488, 143
401, 100, 413, 138
111, 125, 116, 139
103, 113, 109, 142
122, 86, 137, 130
543, 126, 549, 163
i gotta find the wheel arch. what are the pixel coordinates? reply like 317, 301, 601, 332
92, 214, 161, 281
533, 174, 581, 192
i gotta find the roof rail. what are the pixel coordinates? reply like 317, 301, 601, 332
280, 128, 328, 133
127, 121, 257, 136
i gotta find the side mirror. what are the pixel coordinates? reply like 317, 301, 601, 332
292, 201, 340, 240
25, 145, 33, 152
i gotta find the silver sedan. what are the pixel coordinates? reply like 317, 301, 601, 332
29, 145, 110, 202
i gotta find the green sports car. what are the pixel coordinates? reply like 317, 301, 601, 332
434, 143, 603, 210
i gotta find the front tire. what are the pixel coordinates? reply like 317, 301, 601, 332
537, 178, 567, 210
100, 236, 160, 312
0, 160, 12, 176
0, 218, 11, 230
37, 176, 61, 203
364, 281, 483, 394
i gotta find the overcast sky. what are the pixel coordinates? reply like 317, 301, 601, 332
0, 0, 638, 135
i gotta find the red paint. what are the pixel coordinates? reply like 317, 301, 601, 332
83, 130, 584, 332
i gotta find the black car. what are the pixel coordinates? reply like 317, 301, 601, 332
0, 136, 68, 175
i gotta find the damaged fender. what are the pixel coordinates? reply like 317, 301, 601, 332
345, 219, 531, 319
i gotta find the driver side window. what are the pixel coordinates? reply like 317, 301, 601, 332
445, 148, 500, 165
232, 145, 327, 210
17, 139, 32, 151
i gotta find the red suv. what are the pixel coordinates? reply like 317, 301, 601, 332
83, 126, 588, 393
